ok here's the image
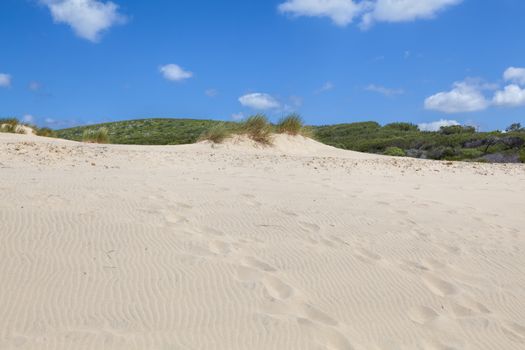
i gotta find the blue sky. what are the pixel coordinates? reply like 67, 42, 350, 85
1, 0, 524, 131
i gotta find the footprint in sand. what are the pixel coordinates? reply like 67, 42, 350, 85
262, 275, 294, 300
298, 221, 321, 233
354, 248, 382, 264
408, 305, 439, 325
422, 274, 458, 297
241, 256, 277, 272
208, 240, 231, 255
297, 317, 354, 350
502, 321, 525, 343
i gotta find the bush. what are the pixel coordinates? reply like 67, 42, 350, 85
240, 114, 272, 144
383, 122, 419, 132
520, 149, 525, 163
82, 127, 110, 144
383, 147, 406, 157
198, 123, 231, 143
440, 125, 476, 135
35, 127, 56, 138
276, 114, 304, 135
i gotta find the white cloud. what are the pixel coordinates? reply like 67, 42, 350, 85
493, 85, 525, 107
418, 119, 459, 132
503, 67, 525, 86
316, 81, 334, 93
22, 115, 35, 124
365, 84, 404, 96
278, 0, 462, 28
41, 0, 126, 42
44, 118, 56, 124
424, 81, 489, 113
160, 64, 193, 82
362, 0, 462, 28
0, 73, 11, 87
278, 0, 365, 27
238, 93, 280, 110
29, 81, 42, 91
231, 112, 244, 121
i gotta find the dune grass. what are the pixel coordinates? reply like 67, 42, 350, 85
276, 114, 304, 135
239, 114, 272, 144
0, 118, 26, 134
198, 123, 231, 144
82, 127, 110, 144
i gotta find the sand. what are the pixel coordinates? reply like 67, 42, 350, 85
1, 132, 525, 350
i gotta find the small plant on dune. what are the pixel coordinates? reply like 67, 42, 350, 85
198, 123, 231, 143
82, 127, 110, 144
240, 114, 272, 144
520, 148, 525, 163
276, 113, 304, 135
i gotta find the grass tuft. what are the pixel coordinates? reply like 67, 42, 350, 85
35, 127, 56, 138
82, 127, 110, 144
198, 123, 231, 143
0, 118, 25, 134
239, 114, 272, 144
276, 114, 304, 135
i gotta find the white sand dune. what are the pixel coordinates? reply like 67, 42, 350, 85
1, 132, 525, 350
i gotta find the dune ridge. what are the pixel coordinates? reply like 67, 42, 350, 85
1, 132, 525, 350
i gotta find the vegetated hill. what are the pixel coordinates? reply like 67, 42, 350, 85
56, 118, 234, 145
315, 122, 525, 163
55, 118, 525, 163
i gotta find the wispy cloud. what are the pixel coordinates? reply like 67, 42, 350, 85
278, 0, 463, 29
316, 81, 334, 94
365, 84, 404, 97
0, 73, 11, 87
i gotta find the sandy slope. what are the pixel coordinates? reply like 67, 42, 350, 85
1, 132, 525, 350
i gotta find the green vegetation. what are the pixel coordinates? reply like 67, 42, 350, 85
239, 114, 272, 144
314, 121, 525, 162
520, 149, 525, 163
276, 113, 304, 135
82, 127, 110, 144
57, 118, 232, 145
198, 123, 231, 143
383, 147, 406, 157
53, 118, 525, 163
35, 127, 56, 137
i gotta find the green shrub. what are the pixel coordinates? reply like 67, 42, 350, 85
459, 148, 484, 159
35, 127, 56, 138
383, 122, 419, 132
82, 127, 110, 144
198, 123, 231, 143
383, 147, 406, 157
240, 114, 272, 144
520, 149, 525, 163
440, 125, 476, 135
276, 114, 304, 135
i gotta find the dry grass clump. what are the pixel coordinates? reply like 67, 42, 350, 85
198, 123, 231, 144
239, 114, 272, 144
0, 118, 26, 134
276, 113, 304, 135
82, 127, 110, 144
